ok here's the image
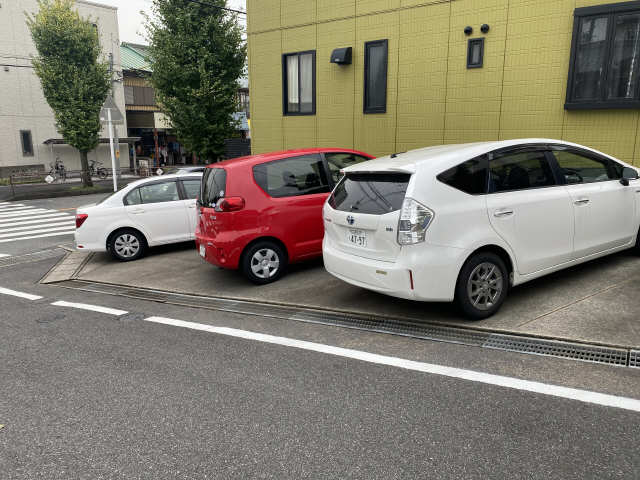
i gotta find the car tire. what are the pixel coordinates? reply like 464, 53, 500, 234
241, 241, 287, 285
455, 252, 509, 320
108, 229, 146, 262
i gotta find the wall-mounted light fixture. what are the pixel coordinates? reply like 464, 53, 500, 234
464, 26, 473, 36
481, 23, 490, 34
330, 47, 352, 65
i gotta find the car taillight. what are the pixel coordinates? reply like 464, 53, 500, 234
397, 198, 434, 245
215, 197, 245, 212
75, 213, 88, 229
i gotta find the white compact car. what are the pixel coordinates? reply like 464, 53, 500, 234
322, 139, 640, 319
75, 173, 202, 261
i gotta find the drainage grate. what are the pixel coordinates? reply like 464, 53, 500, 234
55, 279, 636, 368
630, 350, 640, 368
0, 248, 65, 268
484, 334, 628, 366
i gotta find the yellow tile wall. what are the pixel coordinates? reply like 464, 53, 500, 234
317, 18, 356, 149
396, 2, 450, 151
247, 0, 640, 165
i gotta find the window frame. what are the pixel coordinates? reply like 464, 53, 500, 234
548, 145, 624, 185
282, 50, 316, 116
20, 130, 33, 157
178, 177, 202, 200
436, 155, 490, 195
486, 145, 561, 194
565, 2, 640, 110
123, 179, 181, 206
321, 151, 373, 187
252, 154, 331, 198
467, 38, 485, 69
363, 39, 389, 114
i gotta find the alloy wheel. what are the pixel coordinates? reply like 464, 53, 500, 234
466, 261, 504, 311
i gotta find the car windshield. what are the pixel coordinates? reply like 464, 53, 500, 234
328, 173, 411, 214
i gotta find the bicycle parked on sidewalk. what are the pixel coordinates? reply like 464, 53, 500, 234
48, 157, 67, 183
89, 160, 109, 179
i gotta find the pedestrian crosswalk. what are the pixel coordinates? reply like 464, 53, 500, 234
0, 201, 76, 244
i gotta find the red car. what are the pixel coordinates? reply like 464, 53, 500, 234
195, 148, 374, 284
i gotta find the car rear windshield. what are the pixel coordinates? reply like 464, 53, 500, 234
328, 173, 411, 214
200, 167, 227, 207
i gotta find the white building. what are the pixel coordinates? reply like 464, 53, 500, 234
0, 0, 131, 177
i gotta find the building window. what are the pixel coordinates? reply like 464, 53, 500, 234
467, 38, 484, 69
364, 39, 388, 114
282, 51, 315, 115
566, 2, 640, 109
20, 130, 33, 157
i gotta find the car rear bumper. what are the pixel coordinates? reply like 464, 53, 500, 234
323, 237, 467, 302
195, 233, 241, 269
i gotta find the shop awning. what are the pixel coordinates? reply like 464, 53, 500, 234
43, 137, 141, 145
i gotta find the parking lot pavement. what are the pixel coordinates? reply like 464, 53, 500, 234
2, 257, 640, 478
75, 243, 640, 349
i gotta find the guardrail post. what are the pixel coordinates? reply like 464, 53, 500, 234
9, 175, 15, 199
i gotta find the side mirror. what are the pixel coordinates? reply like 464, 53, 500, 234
620, 167, 639, 186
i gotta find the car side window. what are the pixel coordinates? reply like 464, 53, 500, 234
437, 156, 488, 194
137, 181, 180, 204
325, 153, 371, 184
181, 179, 201, 200
253, 154, 330, 197
551, 150, 621, 184
490, 150, 556, 193
124, 189, 142, 206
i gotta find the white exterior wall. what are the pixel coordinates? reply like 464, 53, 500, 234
0, 0, 129, 174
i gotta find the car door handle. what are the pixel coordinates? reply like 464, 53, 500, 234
188, 204, 196, 209
493, 209, 514, 218
574, 198, 590, 205
130, 208, 146, 214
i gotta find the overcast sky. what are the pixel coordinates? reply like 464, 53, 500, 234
96, 0, 247, 44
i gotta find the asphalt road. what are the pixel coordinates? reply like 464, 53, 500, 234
1, 253, 639, 479
0, 194, 106, 257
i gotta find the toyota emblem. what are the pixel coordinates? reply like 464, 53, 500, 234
346, 215, 355, 225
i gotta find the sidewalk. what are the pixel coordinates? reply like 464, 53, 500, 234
0, 177, 137, 201
67, 244, 640, 350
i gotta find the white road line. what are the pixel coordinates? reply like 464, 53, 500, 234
0, 220, 75, 233
51, 301, 128, 316
145, 316, 640, 413
0, 225, 76, 238
0, 206, 37, 212
0, 209, 49, 219
0, 254, 10, 258
0, 231, 77, 243
0, 286, 43, 300
0, 213, 71, 225
0, 203, 26, 209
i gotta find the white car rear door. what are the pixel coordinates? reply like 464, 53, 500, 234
124, 180, 190, 245
486, 147, 574, 275
550, 148, 636, 258
178, 177, 202, 238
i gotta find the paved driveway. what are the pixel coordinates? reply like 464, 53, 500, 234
76, 243, 640, 349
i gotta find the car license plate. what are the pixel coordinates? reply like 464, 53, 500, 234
347, 229, 366, 247
199, 244, 206, 258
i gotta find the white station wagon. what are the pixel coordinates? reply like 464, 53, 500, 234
322, 139, 640, 319
75, 173, 202, 261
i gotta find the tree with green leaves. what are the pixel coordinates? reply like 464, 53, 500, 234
27, 0, 111, 187
146, 0, 246, 161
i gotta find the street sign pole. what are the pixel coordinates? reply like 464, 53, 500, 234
108, 108, 118, 192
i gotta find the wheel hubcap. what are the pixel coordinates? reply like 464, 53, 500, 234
467, 262, 503, 311
250, 248, 279, 279
114, 234, 140, 258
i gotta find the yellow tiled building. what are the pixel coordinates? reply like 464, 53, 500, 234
247, 0, 640, 164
